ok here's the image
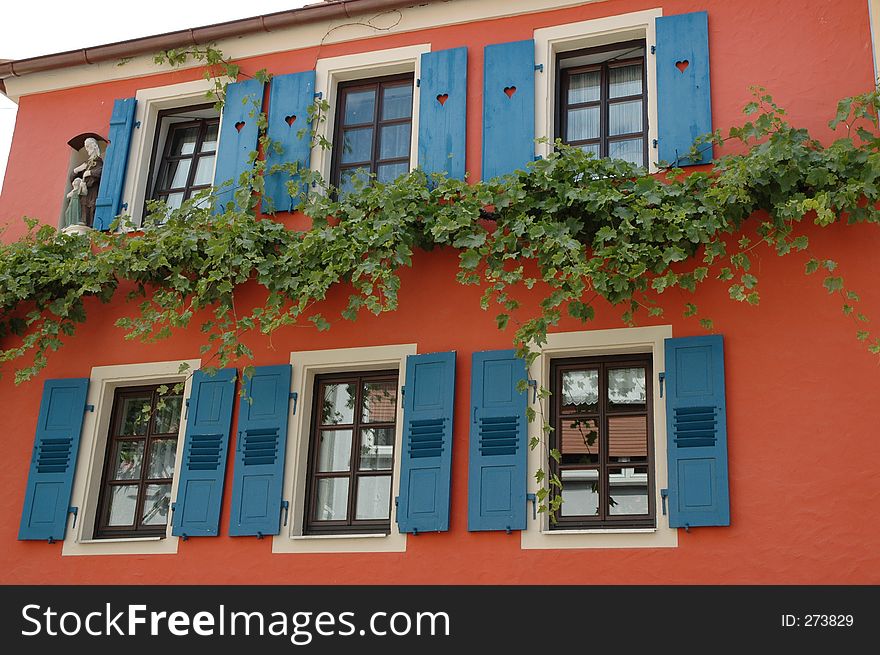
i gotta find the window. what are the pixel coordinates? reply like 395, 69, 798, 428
94, 385, 183, 538
305, 371, 399, 534
330, 74, 414, 194
556, 40, 648, 167
550, 353, 655, 529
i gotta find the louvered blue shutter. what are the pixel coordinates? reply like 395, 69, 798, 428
396, 351, 455, 534
213, 79, 264, 212
171, 368, 237, 537
93, 97, 136, 230
228, 364, 292, 536
482, 40, 535, 180
468, 350, 527, 532
655, 11, 713, 166
663, 335, 730, 528
264, 71, 316, 213
418, 47, 467, 180
19, 378, 89, 541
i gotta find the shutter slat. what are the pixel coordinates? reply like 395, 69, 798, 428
213, 80, 264, 212
171, 368, 237, 537
19, 378, 89, 541
418, 47, 467, 180
228, 364, 292, 537
468, 350, 528, 532
396, 351, 455, 534
93, 97, 136, 230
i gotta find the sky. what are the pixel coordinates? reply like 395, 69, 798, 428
0, 1, 315, 193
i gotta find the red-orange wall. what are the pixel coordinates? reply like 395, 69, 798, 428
0, 0, 878, 584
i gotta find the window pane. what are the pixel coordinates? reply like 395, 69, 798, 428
142, 483, 172, 525
361, 380, 398, 423
112, 440, 144, 480
200, 123, 219, 152
608, 138, 644, 167
343, 89, 376, 125
147, 439, 177, 479
567, 70, 600, 104
169, 126, 199, 156
379, 123, 411, 160
192, 156, 215, 186
163, 192, 185, 211
317, 429, 353, 472
566, 106, 600, 142
608, 367, 646, 409
159, 159, 191, 190
608, 465, 649, 515
561, 369, 598, 414
560, 418, 599, 465
341, 127, 373, 164
382, 84, 413, 120
578, 143, 600, 157
321, 383, 356, 425
339, 167, 371, 195
359, 428, 395, 470
355, 475, 391, 520
107, 485, 138, 526
609, 99, 643, 136
154, 394, 183, 434
609, 415, 648, 464
314, 478, 349, 521
119, 395, 152, 436
609, 63, 642, 98
377, 162, 409, 184
560, 469, 599, 516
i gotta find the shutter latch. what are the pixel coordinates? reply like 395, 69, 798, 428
281, 499, 290, 527
660, 488, 668, 515
658, 372, 666, 398
526, 493, 537, 520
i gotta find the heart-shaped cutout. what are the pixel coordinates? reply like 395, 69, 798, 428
436, 93, 449, 106
504, 86, 517, 98
234, 121, 245, 132
675, 60, 689, 73
285, 114, 297, 126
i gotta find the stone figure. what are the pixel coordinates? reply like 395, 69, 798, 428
64, 137, 103, 228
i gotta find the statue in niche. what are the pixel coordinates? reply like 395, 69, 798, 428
63, 137, 103, 228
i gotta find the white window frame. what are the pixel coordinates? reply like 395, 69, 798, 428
273, 344, 416, 554
311, 44, 429, 187
534, 8, 662, 172
62, 358, 200, 556
522, 325, 677, 549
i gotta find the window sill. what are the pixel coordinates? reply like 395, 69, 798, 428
77, 536, 165, 544
541, 528, 656, 536
291, 532, 388, 540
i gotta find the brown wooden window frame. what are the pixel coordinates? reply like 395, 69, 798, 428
555, 40, 649, 167
330, 73, 414, 192
549, 353, 656, 530
94, 385, 183, 539
304, 370, 400, 535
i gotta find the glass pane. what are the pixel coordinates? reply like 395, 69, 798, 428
566, 106, 600, 142
609, 99, 643, 136
608, 367, 647, 409
107, 485, 138, 526
608, 466, 649, 515
377, 162, 409, 184
163, 192, 185, 211
560, 469, 599, 516
317, 429, 353, 472
341, 127, 374, 164
112, 440, 144, 480
321, 383, 356, 425
381, 84, 413, 120
200, 123, 219, 152
339, 167, 371, 195
159, 159, 191, 190
361, 380, 398, 423
147, 439, 177, 478
119, 394, 152, 436
142, 483, 172, 525
567, 70, 600, 104
608, 138, 644, 167
343, 89, 376, 125
561, 369, 599, 414
154, 394, 183, 434
578, 143, 600, 158
379, 123, 411, 160
314, 478, 349, 521
609, 63, 643, 98
609, 415, 648, 464
192, 156, 215, 186
359, 428, 395, 470
169, 126, 199, 155
355, 475, 391, 520
560, 418, 599, 465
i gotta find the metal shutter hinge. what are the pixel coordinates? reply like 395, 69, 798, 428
68, 506, 79, 529
416, 78, 421, 87
134, 120, 141, 129
526, 493, 537, 520
658, 372, 665, 398
650, 45, 656, 54
85, 404, 95, 413
660, 488, 668, 515
290, 391, 298, 414
527, 379, 538, 403
184, 398, 189, 420
281, 500, 290, 527
534, 63, 544, 72
314, 91, 323, 100
652, 138, 658, 149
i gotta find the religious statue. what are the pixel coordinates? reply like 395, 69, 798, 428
63, 137, 103, 228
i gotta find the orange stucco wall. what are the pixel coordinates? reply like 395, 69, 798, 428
0, 0, 878, 584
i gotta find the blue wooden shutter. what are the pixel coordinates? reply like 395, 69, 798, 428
19, 378, 89, 541
213, 79, 264, 212
93, 97, 136, 230
396, 351, 455, 534
468, 350, 528, 532
663, 335, 730, 528
655, 11, 713, 166
482, 39, 535, 180
264, 71, 316, 213
418, 47, 467, 180
171, 368, 237, 537
228, 364, 292, 536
